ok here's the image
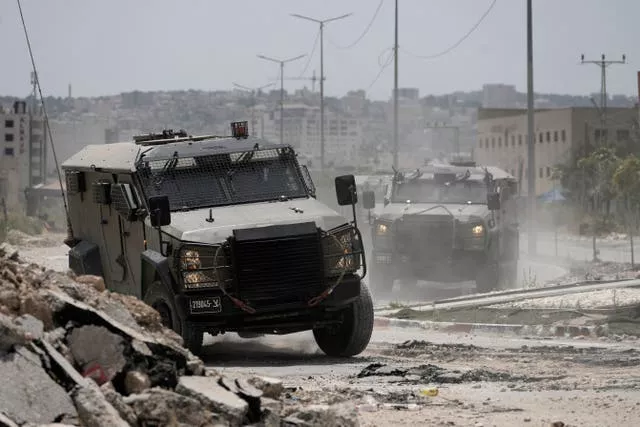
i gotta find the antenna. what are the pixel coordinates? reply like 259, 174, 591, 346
17, 0, 75, 246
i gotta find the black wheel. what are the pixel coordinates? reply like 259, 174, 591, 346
368, 261, 395, 300
313, 281, 374, 357
143, 281, 203, 355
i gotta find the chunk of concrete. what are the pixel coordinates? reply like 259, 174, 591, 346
249, 376, 284, 400
260, 397, 283, 427
0, 412, 19, 427
124, 370, 151, 395
36, 339, 89, 388
100, 382, 138, 426
0, 347, 77, 425
0, 243, 19, 261
71, 383, 130, 427
74, 275, 106, 292
19, 293, 54, 330
0, 312, 34, 352
176, 376, 249, 426
125, 388, 227, 427
13, 314, 44, 341
283, 403, 359, 427
67, 325, 127, 384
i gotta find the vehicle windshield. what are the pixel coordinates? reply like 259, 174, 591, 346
136, 147, 308, 211
391, 179, 487, 204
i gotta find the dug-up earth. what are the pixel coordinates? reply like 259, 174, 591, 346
0, 242, 359, 427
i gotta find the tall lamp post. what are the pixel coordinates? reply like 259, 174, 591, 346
232, 82, 274, 137
290, 12, 352, 171
257, 54, 306, 144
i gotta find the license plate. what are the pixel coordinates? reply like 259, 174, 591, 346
189, 296, 222, 314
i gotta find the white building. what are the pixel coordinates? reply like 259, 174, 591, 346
482, 84, 518, 108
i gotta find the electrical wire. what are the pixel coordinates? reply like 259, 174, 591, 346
365, 47, 395, 92
401, 0, 497, 60
16, 0, 71, 224
328, 0, 384, 50
297, 28, 320, 78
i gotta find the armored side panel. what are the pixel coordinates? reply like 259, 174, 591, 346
69, 240, 103, 277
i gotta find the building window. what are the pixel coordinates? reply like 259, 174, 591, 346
539, 133, 543, 143
4, 147, 14, 156
595, 129, 608, 141
561, 129, 566, 142
617, 129, 630, 141
546, 131, 551, 142
539, 168, 543, 178
554, 131, 558, 142
4, 133, 14, 142
491, 137, 495, 148
4, 120, 14, 128
511, 135, 515, 146
498, 136, 502, 147
546, 167, 551, 177
518, 134, 523, 145
479, 139, 483, 149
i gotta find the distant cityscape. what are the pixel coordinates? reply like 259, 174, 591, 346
0, 82, 639, 212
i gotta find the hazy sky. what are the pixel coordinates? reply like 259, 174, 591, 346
1, 0, 638, 101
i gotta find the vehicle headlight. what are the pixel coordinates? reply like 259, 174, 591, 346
178, 245, 228, 289
472, 224, 484, 236
322, 226, 362, 277
376, 222, 389, 235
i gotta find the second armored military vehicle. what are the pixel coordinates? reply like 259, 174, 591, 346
61, 122, 373, 357
361, 161, 519, 297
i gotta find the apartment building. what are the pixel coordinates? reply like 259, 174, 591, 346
262, 103, 363, 167
0, 101, 47, 209
475, 107, 638, 196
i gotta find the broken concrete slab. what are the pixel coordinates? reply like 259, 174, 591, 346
13, 314, 44, 341
0, 312, 35, 352
35, 339, 89, 388
100, 382, 138, 426
0, 413, 19, 427
71, 383, 130, 427
260, 397, 283, 427
176, 376, 249, 426
68, 325, 127, 384
0, 347, 77, 425
124, 388, 228, 427
249, 376, 284, 400
282, 403, 359, 427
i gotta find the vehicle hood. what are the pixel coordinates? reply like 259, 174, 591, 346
373, 202, 489, 223
159, 197, 348, 244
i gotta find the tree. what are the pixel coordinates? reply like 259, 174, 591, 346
612, 154, 640, 266
576, 147, 620, 218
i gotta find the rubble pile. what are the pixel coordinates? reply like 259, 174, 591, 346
0, 243, 359, 427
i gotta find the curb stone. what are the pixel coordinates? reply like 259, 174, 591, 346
374, 316, 610, 339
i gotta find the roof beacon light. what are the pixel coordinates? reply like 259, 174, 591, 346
231, 121, 249, 139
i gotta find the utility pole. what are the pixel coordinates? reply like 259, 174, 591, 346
393, 0, 399, 170
526, 0, 536, 256
291, 13, 352, 171
580, 54, 626, 262
257, 54, 306, 144
232, 82, 274, 136
580, 53, 626, 145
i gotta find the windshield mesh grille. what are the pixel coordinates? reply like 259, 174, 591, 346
395, 218, 455, 259
136, 147, 308, 211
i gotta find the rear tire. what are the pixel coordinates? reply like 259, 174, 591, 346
143, 280, 203, 355
313, 281, 374, 357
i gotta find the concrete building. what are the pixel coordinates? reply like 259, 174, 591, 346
261, 103, 364, 168
0, 100, 47, 210
475, 107, 639, 195
482, 84, 518, 108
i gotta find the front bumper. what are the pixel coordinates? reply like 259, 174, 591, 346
372, 249, 486, 282
174, 274, 361, 333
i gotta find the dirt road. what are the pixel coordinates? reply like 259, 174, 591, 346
203, 329, 640, 426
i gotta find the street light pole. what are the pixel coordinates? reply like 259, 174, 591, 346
393, 0, 399, 170
526, 0, 537, 256
232, 82, 274, 136
291, 12, 352, 171
257, 54, 306, 144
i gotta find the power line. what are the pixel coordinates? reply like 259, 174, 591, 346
328, 0, 384, 50
401, 0, 496, 59
16, 0, 73, 243
297, 28, 320, 78
366, 48, 395, 92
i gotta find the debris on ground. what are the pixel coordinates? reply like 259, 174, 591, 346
0, 243, 359, 426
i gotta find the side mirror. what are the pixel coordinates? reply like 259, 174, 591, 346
110, 183, 139, 222
335, 174, 358, 206
487, 192, 500, 211
362, 190, 375, 210
148, 195, 171, 227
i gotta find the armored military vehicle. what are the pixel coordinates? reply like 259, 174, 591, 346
361, 161, 519, 297
61, 122, 373, 357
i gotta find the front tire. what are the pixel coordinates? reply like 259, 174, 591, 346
143, 280, 203, 355
313, 281, 374, 357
